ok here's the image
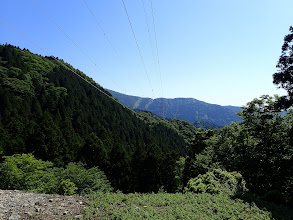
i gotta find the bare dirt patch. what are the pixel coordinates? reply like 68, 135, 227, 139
0, 190, 86, 219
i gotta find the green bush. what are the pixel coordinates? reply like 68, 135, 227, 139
0, 153, 53, 190
0, 154, 112, 195
185, 168, 247, 195
59, 179, 78, 196
60, 162, 113, 194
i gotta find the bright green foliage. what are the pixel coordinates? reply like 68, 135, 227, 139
187, 95, 293, 203
60, 162, 113, 194
83, 192, 272, 219
0, 153, 53, 190
0, 154, 112, 195
185, 168, 247, 195
59, 179, 78, 196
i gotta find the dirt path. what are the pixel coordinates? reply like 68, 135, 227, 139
0, 190, 86, 219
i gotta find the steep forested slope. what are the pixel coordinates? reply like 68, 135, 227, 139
108, 89, 242, 127
0, 44, 187, 192
135, 110, 200, 145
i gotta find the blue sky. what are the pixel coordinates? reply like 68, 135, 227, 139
1, 0, 293, 106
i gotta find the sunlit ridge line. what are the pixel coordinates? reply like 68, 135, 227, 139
30, 0, 125, 93
0, 17, 150, 120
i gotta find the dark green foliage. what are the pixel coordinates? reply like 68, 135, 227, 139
263, 190, 286, 204
136, 110, 199, 145
160, 152, 179, 192
183, 129, 216, 187
193, 120, 219, 129
81, 133, 109, 170
167, 118, 199, 145
131, 145, 179, 193
2, 42, 293, 216
0, 44, 186, 192
234, 96, 292, 198
187, 96, 293, 204
235, 192, 293, 219
108, 143, 132, 192
273, 26, 293, 108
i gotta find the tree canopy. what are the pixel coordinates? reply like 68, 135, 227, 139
273, 26, 293, 108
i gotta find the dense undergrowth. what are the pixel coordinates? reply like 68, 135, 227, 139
83, 192, 273, 219
1, 153, 293, 219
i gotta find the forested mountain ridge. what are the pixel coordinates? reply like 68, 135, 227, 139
108, 89, 242, 127
0, 44, 187, 192
2, 25, 293, 219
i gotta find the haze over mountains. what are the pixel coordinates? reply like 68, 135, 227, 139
108, 89, 242, 127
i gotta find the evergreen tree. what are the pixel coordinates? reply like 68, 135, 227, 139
109, 143, 131, 192
82, 133, 109, 170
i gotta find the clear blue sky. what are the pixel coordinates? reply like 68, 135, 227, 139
1, 0, 293, 106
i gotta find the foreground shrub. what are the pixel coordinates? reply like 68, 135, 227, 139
0, 154, 112, 195
59, 179, 78, 196
0, 153, 54, 190
60, 162, 113, 194
185, 168, 247, 195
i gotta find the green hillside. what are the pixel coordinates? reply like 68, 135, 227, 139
108, 89, 242, 127
1, 43, 293, 219
135, 110, 199, 145
0, 44, 187, 192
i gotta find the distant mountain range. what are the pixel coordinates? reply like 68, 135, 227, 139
108, 90, 242, 127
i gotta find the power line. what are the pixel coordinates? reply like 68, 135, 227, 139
142, 0, 164, 118
121, 0, 155, 98
82, 0, 134, 84
150, 0, 163, 96
141, 0, 157, 75
30, 0, 125, 93
149, 0, 165, 118
0, 17, 150, 120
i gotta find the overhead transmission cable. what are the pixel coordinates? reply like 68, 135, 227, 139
121, 0, 155, 98
141, 0, 157, 76
150, 0, 164, 97
30, 0, 125, 93
149, 0, 165, 118
82, 0, 133, 82
141, 0, 166, 118
0, 17, 149, 119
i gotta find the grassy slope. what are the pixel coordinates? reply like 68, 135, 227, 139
83, 192, 272, 219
